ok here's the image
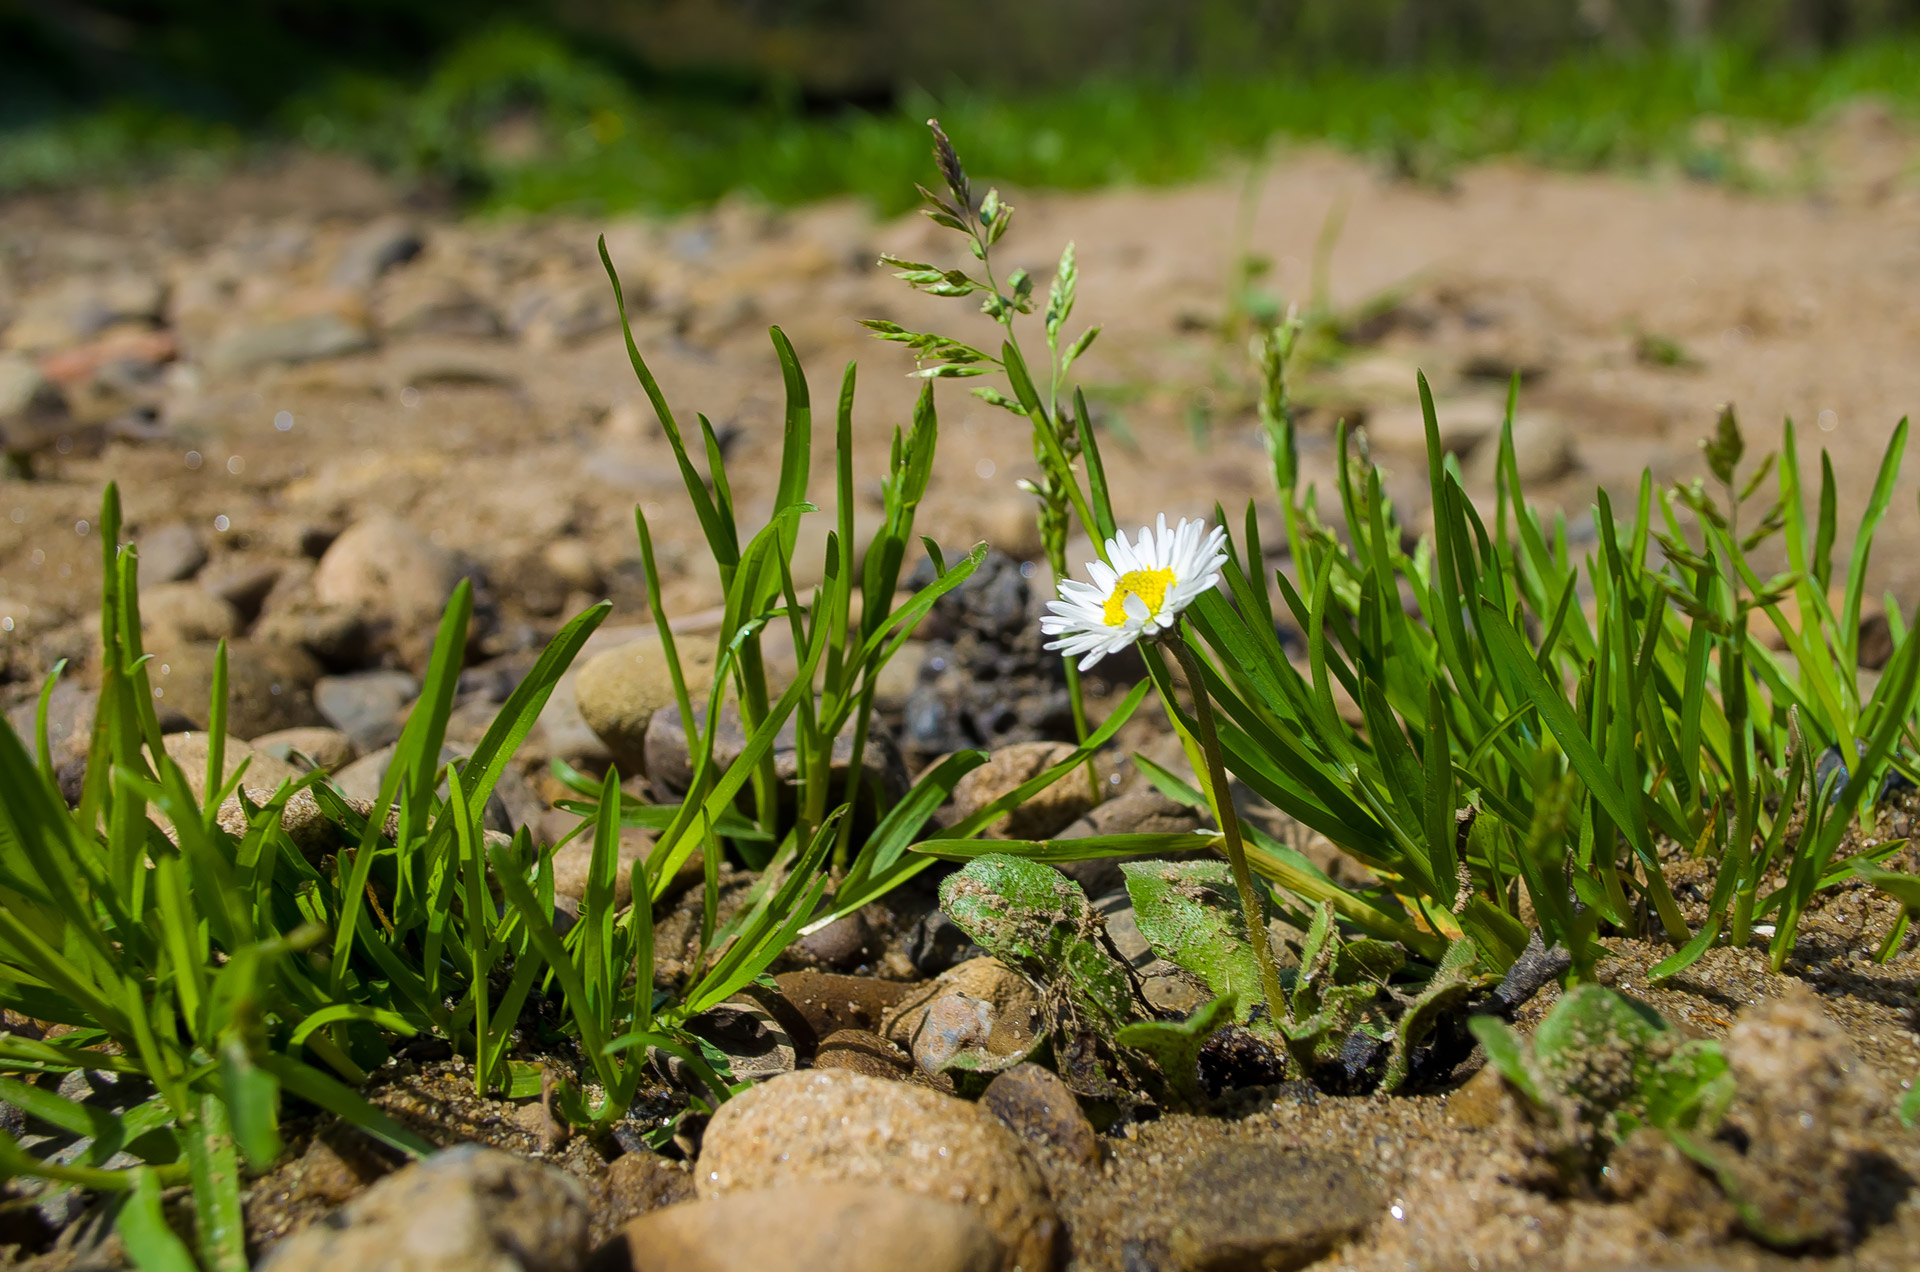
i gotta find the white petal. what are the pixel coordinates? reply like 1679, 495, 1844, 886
1123, 591, 1150, 622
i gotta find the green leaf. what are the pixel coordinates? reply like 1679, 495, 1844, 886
1115, 995, 1237, 1110
117, 1167, 199, 1272
1121, 860, 1268, 1024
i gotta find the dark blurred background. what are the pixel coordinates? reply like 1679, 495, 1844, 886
5, 0, 1920, 208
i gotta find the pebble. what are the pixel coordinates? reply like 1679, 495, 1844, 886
595, 1183, 1002, 1272
314, 669, 421, 752
981, 1064, 1100, 1167
134, 522, 207, 587
200, 556, 286, 621
789, 909, 873, 971
906, 909, 986, 976
1054, 784, 1203, 897
312, 514, 471, 666
139, 581, 241, 650
331, 217, 424, 291
549, 827, 678, 911
331, 742, 514, 833
161, 732, 302, 804
1165, 1141, 1382, 1271
695, 1070, 1058, 1272
5, 273, 164, 349
574, 633, 717, 777
1464, 410, 1574, 487
5, 680, 96, 768
882, 958, 1042, 1063
642, 700, 908, 819
375, 273, 502, 338
600, 1151, 695, 1229
251, 725, 357, 771
259, 1144, 590, 1272
814, 1029, 917, 1081
206, 300, 375, 375
0, 352, 69, 453
659, 1000, 795, 1091
951, 741, 1101, 840
149, 640, 323, 738
770, 970, 914, 1044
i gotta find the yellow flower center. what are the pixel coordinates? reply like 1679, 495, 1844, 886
1102, 567, 1175, 627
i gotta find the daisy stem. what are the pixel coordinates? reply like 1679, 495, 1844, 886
1167, 629, 1288, 1028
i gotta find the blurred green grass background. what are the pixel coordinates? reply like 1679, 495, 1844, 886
5, 1, 1920, 210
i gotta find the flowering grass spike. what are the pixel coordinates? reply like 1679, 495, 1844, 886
1042, 514, 1229, 669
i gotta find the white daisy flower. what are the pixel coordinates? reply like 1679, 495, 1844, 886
1040, 514, 1229, 669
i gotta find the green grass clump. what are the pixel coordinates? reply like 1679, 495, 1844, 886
9, 26, 1920, 207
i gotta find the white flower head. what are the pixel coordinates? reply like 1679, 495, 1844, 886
1040, 514, 1229, 669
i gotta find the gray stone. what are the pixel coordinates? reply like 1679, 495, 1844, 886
5, 680, 96, 768
331, 742, 514, 833
643, 701, 909, 825
790, 908, 873, 971
206, 307, 375, 375
259, 1144, 590, 1272
574, 633, 716, 777
332, 217, 424, 291
695, 1070, 1058, 1272
315, 669, 420, 752
312, 514, 471, 667
139, 582, 241, 650
251, 726, 357, 771
1166, 1141, 1382, 1271
134, 523, 207, 588
596, 1184, 1002, 1272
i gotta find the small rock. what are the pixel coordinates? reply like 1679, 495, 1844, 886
911, 995, 997, 1075
1464, 411, 1574, 487
541, 538, 602, 593
5, 273, 164, 350
259, 1144, 590, 1272
1055, 784, 1204, 897
332, 218, 424, 291
150, 641, 323, 738
1445, 1064, 1507, 1130
790, 909, 873, 971
771, 970, 915, 1043
1166, 1141, 1382, 1271
314, 669, 421, 752
695, 1070, 1057, 1272
882, 958, 1042, 1065
375, 273, 502, 338
574, 633, 717, 777
507, 279, 618, 350
643, 700, 910, 825
5, 680, 96, 768
161, 732, 302, 805
0, 351, 69, 454
206, 295, 375, 376
981, 1064, 1100, 1167
906, 909, 986, 976
660, 1000, 795, 1092
140, 582, 241, 650
814, 1029, 916, 1082
251, 726, 357, 771
600, 1151, 694, 1229
331, 743, 514, 833
295, 1128, 392, 1205
952, 741, 1101, 840
549, 828, 657, 910
200, 557, 286, 621
593, 1183, 1002, 1272
312, 514, 472, 667
134, 523, 207, 588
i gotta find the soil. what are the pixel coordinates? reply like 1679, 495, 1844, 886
5, 105, 1920, 1272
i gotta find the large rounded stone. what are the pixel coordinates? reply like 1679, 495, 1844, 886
695, 1070, 1057, 1272
573, 634, 716, 776
162, 732, 302, 804
593, 1184, 1001, 1272
258, 1144, 589, 1272
139, 582, 241, 650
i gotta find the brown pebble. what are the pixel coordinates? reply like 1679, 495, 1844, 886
1445, 1064, 1507, 1130
772, 970, 915, 1042
981, 1064, 1101, 1167
602, 1150, 695, 1228
815, 1029, 915, 1080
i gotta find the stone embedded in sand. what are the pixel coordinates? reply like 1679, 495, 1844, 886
814, 1029, 917, 1082
161, 732, 301, 806
252, 725, 357, 772
694, 1069, 1058, 1272
771, 969, 915, 1043
789, 908, 873, 971
951, 741, 1101, 840
259, 1144, 589, 1272
882, 957, 1043, 1062
596, 1183, 1002, 1272
575, 633, 717, 778
601, 1151, 696, 1232
1166, 1140, 1383, 1271
204, 293, 375, 375
981, 1064, 1100, 1167
548, 827, 657, 911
